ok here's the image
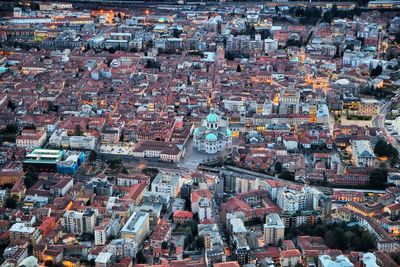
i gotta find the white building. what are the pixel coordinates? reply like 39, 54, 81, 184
10, 223, 41, 245
264, 213, 285, 245
62, 211, 83, 235
82, 208, 97, 234
276, 187, 319, 213
229, 217, 247, 238
193, 108, 232, 154
198, 198, 213, 221
151, 172, 183, 197
95, 252, 113, 267
16, 130, 47, 150
120, 211, 149, 245
351, 140, 376, 167
264, 38, 278, 52
94, 225, 107, 246
49, 129, 96, 150
106, 239, 138, 259
318, 255, 353, 267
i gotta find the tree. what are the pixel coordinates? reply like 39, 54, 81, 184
331, 4, 338, 16
189, 219, 198, 235
374, 139, 398, 162
275, 161, 283, 173
395, 32, 400, 44
89, 151, 97, 163
7, 100, 16, 111
279, 170, 294, 181
161, 241, 169, 249
108, 158, 122, 170
286, 39, 302, 47
184, 227, 193, 247
360, 231, 376, 251
225, 51, 235, 61
5, 123, 17, 134
121, 167, 129, 174
24, 168, 38, 189
369, 168, 388, 188
74, 124, 83, 136
5, 197, 17, 209
275, 5, 280, 13
135, 251, 147, 264
370, 65, 383, 77
107, 47, 116, 54
236, 64, 241, 72
172, 28, 181, 38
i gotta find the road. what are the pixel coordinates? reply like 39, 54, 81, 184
373, 100, 400, 152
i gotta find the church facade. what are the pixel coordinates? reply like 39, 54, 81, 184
193, 108, 232, 154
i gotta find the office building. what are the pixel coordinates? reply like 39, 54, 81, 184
120, 211, 149, 245
264, 213, 285, 245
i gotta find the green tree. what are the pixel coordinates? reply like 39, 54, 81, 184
5, 123, 17, 134
172, 28, 181, 38
161, 241, 169, 249
5, 197, 17, 209
225, 52, 235, 61
275, 161, 283, 173
7, 100, 16, 111
24, 168, 38, 189
196, 236, 204, 249
279, 170, 294, 181
374, 139, 398, 161
121, 167, 129, 174
74, 124, 83, 136
189, 219, 198, 235
135, 251, 147, 264
108, 158, 122, 170
89, 151, 97, 163
360, 231, 376, 251
395, 32, 400, 44
370, 65, 383, 77
369, 168, 388, 188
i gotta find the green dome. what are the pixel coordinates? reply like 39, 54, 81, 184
226, 128, 232, 137
206, 108, 219, 123
205, 133, 218, 142
194, 128, 200, 135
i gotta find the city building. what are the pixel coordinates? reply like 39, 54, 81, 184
193, 108, 232, 154
10, 223, 41, 245
120, 211, 150, 245
16, 129, 47, 150
151, 172, 183, 197
264, 213, 285, 245
23, 148, 64, 172
351, 140, 376, 167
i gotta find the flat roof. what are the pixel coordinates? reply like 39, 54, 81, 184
121, 212, 148, 233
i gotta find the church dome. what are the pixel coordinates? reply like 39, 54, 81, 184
194, 128, 200, 135
205, 133, 218, 142
206, 108, 219, 123
226, 128, 232, 137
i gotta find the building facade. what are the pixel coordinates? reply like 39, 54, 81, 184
194, 108, 232, 154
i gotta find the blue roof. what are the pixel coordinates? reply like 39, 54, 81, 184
206, 108, 219, 123
205, 133, 218, 142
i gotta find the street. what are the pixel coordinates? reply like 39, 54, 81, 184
373, 100, 400, 152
